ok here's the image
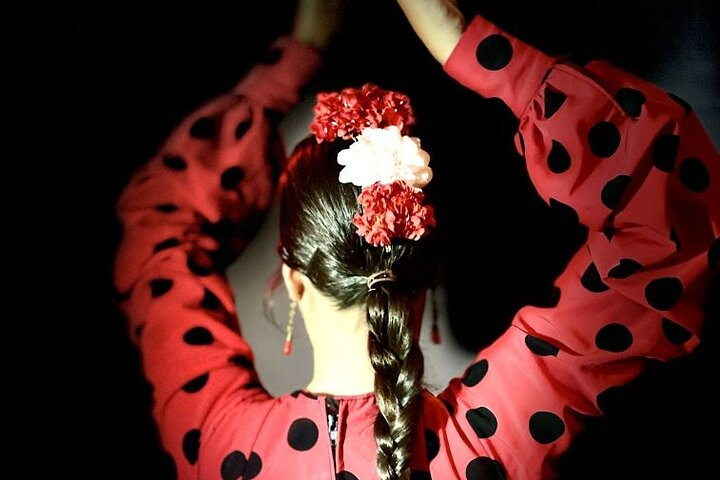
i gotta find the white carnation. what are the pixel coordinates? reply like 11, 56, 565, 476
337, 126, 432, 188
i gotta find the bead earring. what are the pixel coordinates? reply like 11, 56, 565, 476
283, 300, 297, 355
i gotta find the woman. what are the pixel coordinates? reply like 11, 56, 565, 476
113, 0, 718, 478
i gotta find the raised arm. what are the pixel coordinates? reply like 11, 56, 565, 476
395, 0, 465, 64
111, 2, 347, 476
396, 2, 719, 478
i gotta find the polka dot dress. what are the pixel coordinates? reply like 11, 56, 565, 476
113, 17, 718, 480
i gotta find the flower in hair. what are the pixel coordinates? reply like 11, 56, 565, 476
311, 83, 415, 143
337, 126, 432, 188
310, 83, 435, 247
353, 181, 436, 247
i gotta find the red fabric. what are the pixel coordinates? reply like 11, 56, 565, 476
114, 17, 718, 480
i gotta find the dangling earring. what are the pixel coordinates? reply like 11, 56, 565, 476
283, 300, 297, 355
431, 288, 441, 344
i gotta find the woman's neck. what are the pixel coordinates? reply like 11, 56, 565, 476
303, 306, 375, 396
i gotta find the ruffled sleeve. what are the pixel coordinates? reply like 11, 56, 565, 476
438, 14, 719, 479
113, 36, 321, 478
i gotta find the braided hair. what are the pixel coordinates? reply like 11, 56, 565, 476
278, 136, 438, 479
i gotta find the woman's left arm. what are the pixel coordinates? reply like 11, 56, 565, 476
413, 7, 719, 479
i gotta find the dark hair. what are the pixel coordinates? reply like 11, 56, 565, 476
278, 135, 439, 480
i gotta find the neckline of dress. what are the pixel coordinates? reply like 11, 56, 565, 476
298, 389, 376, 401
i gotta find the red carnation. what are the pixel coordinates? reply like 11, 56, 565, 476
352, 180, 435, 247
311, 83, 415, 143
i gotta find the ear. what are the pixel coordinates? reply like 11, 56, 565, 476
281, 263, 305, 302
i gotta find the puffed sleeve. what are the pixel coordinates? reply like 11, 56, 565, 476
112, 36, 321, 478
437, 14, 719, 479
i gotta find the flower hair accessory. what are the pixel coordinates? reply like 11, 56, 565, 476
311, 83, 436, 247
311, 83, 415, 143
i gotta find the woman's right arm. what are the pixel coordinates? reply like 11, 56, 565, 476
113, 30, 322, 480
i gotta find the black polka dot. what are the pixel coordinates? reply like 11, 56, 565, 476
189, 117, 215, 139
154, 238, 180, 253
662, 317, 693, 345
163, 155, 187, 171
466, 406, 498, 438
709, 237, 720, 270
287, 418, 319, 451
410, 471, 431, 480
234, 119, 252, 140
336, 472, 359, 480
601, 175, 631, 210
670, 227, 681, 251
668, 92, 692, 116
261, 48, 282, 65
150, 278, 173, 298
155, 203, 178, 213
187, 255, 213, 276
221, 166, 246, 190
466, 456, 507, 480
608, 258, 642, 279
525, 335, 559, 356
201, 288, 221, 310
182, 373, 209, 393
229, 355, 253, 368
645, 277, 684, 310
245, 452, 262, 479
529, 411, 565, 444
182, 429, 201, 464
221, 451, 246, 480
615, 87, 646, 117
544, 87, 567, 119
581, 262, 609, 293
183, 326, 214, 345
679, 157, 710, 192
425, 429, 440, 461
462, 359, 489, 387
596, 385, 624, 414
651, 134, 679, 172
547, 140, 571, 174
549, 198, 580, 224
588, 121, 621, 158
595, 323, 633, 352
475, 34, 513, 70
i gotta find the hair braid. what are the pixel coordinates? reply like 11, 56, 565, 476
367, 287, 424, 480
278, 135, 438, 478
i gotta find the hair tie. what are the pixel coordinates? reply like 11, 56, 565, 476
367, 270, 397, 291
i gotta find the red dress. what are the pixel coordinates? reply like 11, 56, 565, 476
113, 15, 719, 480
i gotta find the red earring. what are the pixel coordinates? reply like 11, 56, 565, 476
284, 300, 297, 355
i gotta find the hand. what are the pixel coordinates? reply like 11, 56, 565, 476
292, 0, 349, 52
396, 0, 466, 64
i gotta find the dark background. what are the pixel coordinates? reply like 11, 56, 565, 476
37, 1, 718, 478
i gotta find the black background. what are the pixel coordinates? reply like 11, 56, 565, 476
37, 1, 718, 478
